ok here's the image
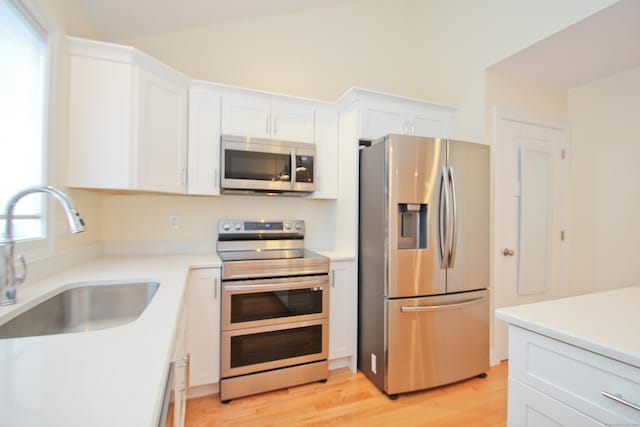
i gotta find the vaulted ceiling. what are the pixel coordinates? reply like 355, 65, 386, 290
83, 0, 350, 40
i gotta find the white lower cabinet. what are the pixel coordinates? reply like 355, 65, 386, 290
508, 377, 605, 427
329, 260, 356, 371
507, 325, 640, 426
186, 268, 221, 393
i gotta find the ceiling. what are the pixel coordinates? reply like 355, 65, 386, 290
489, 0, 640, 90
83, 0, 349, 40
84, 0, 640, 90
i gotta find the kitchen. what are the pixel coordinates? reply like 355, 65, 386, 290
1, 0, 639, 426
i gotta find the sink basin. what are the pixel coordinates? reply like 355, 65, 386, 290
0, 281, 159, 339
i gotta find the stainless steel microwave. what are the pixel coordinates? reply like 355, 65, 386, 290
220, 135, 316, 195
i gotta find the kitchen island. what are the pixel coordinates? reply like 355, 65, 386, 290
496, 286, 640, 426
0, 254, 220, 427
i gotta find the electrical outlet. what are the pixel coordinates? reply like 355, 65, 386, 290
371, 353, 377, 374
169, 216, 178, 229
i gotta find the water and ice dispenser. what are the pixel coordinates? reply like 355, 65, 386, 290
397, 203, 427, 249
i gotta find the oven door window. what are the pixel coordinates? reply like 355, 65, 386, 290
224, 149, 291, 182
230, 324, 322, 369
231, 287, 323, 324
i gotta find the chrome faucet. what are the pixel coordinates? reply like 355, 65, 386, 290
1, 186, 86, 305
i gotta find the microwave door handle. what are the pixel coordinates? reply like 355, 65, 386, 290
291, 149, 296, 189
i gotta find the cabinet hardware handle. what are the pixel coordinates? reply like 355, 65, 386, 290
503, 248, 515, 256
602, 391, 640, 412
214, 168, 218, 187
331, 270, 335, 288
403, 122, 408, 135
411, 123, 415, 135
213, 277, 218, 300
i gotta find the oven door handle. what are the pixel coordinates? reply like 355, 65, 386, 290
224, 281, 326, 292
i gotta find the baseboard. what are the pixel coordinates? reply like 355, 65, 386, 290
187, 383, 219, 399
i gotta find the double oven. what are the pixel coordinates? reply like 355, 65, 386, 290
217, 219, 329, 402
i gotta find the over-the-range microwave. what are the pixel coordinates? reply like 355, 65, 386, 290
220, 134, 316, 195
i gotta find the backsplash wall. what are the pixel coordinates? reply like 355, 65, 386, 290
98, 193, 337, 251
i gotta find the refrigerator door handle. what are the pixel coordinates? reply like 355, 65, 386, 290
400, 297, 484, 313
438, 166, 449, 266
448, 166, 458, 268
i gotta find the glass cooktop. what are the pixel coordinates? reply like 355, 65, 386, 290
218, 249, 325, 262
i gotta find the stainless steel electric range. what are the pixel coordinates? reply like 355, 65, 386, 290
217, 219, 329, 402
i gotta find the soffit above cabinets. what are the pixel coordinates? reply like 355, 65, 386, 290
488, 0, 640, 90
83, 0, 350, 41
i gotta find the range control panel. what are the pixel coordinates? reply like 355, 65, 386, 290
218, 219, 305, 235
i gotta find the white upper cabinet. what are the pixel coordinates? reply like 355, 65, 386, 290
221, 94, 315, 143
270, 102, 315, 142
345, 89, 458, 141
188, 83, 221, 196
309, 107, 338, 199
67, 37, 190, 193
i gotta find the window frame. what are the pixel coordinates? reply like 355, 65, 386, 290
1, 0, 57, 260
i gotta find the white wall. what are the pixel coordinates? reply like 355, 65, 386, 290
98, 194, 337, 251
568, 66, 640, 295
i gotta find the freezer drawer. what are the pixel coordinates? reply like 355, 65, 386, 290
385, 289, 489, 395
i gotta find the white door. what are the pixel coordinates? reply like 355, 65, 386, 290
492, 109, 569, 363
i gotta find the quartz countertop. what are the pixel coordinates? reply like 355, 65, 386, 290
0, 253, 221, 427
495, 286, 640, 368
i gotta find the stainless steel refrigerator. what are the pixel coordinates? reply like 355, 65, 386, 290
358, 134, 490, 398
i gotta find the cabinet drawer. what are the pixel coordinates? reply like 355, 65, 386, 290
509, 325, 640, 425
508, 377, 605, 427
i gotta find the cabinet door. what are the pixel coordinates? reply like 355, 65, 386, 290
137, 68, 188, 193
67, 55, 134, 189
329, 260, 355, 361
221, 95, 270, 138
309, 108, 338, 199
360, 103, 405, 141
509, 378, 605, 427
409, 109, 452, 139
186, 268, 221, 388
188, 89, 221, 195
270, 103, 315, 143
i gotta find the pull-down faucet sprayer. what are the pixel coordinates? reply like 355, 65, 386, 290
1, 185, 86, 305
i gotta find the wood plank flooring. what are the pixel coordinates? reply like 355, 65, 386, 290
185, 362, 508, 426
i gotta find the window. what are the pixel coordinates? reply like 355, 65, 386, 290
0, 0, 49, 242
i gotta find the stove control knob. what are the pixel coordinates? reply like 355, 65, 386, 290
223, 222, 231, 231
234, 223, 242, 231
294, 223, 302, 231
284, 223, 291, 230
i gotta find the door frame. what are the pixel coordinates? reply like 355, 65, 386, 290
491, 107, 571, 365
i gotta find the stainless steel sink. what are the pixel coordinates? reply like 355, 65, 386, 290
0, 281, 159, 339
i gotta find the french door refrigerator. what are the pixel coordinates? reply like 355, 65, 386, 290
358, 134, 490, 398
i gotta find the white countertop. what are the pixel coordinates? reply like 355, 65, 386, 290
313, 250, 355, 262
495, 286, 640, 368
0, 254, 221, 427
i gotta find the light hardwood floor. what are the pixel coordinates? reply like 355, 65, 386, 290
185, 362, 508, 426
